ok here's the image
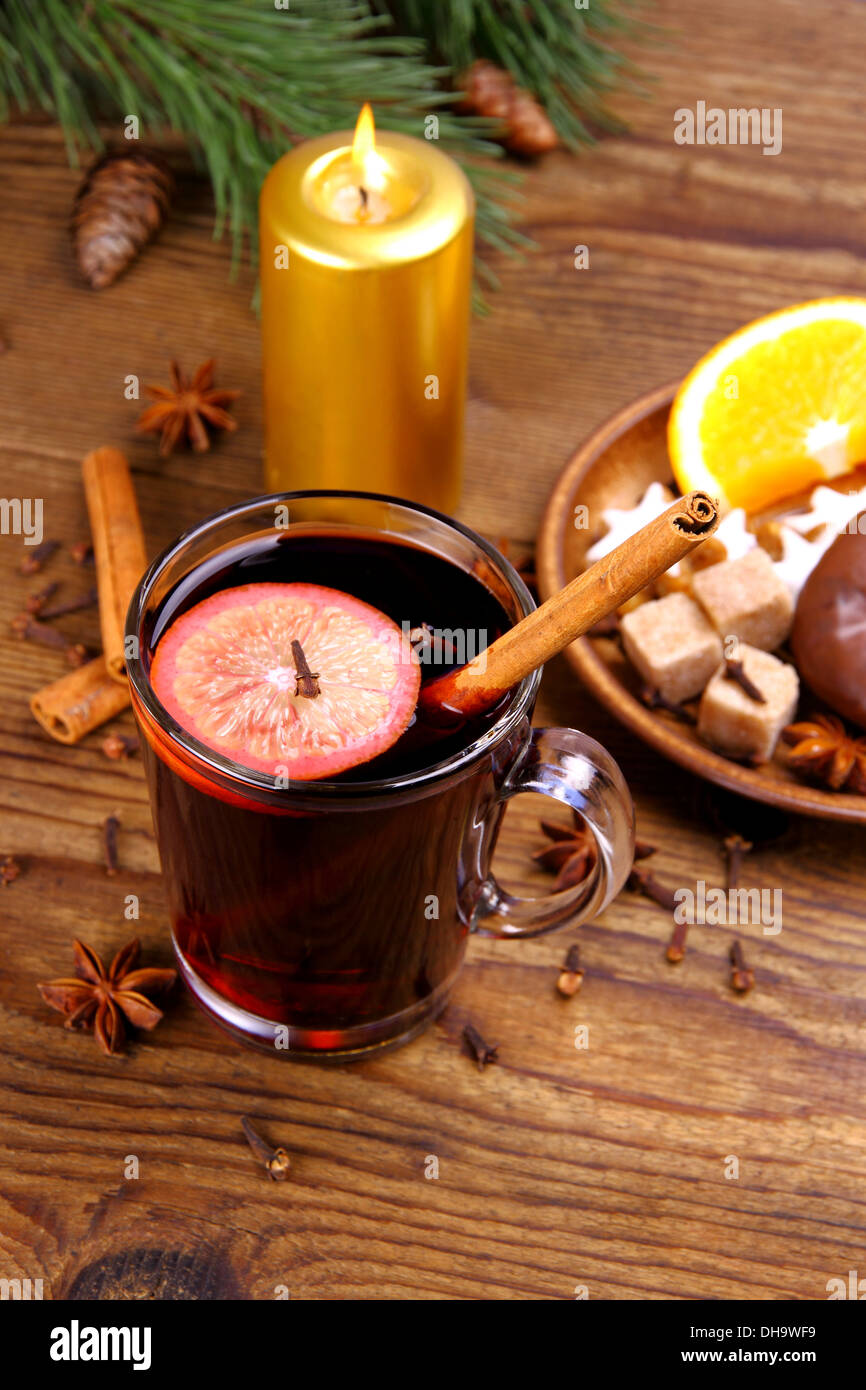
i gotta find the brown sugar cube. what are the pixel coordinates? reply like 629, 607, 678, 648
620, 593, 723, 704
692, 547, 793, 651
697, 645, 799, 762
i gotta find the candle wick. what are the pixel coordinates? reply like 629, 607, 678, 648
358, 185, 369, 210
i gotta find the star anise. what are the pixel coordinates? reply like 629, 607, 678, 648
136, 359, 240, 456
38, 938, 177, 1056
781, 715, 866, 793
532, 810, 597, 891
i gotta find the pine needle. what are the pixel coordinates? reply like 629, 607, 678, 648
0, 0, 649, 296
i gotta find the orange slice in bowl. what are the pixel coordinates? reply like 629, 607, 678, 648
151, 583, 420, 781
669, 297, 866, 513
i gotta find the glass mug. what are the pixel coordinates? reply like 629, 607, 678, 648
127, 492, 634, 1060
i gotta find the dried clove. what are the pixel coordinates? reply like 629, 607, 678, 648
291, 640, 320, 698
408, 623, 435, 658
729, 939, 755, 994
556, 943, 584, 997
19, 539, 60, 575
40, 585, 98, 620
11, 613, 88, 666
12, 613, 66, 648
408, 622, 459, 664
640, 683, 697, 724
634, 838, 658, 860
724, 658, 766, 704
666, 918, 689, 964
627, 862, 680, 913
1, 855, 22, 886
101, 733, 140, 761
70, 541, 94, 566
463, 1022, 498, 1072
241, 1116, 291, 1181
102, 813, 120, 876
26, 581, 60, 614
723, 833, 753, 892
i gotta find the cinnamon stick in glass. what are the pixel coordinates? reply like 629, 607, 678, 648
30, 656, 130, 745
82, 446, 148, 683
420, 491, 720, 720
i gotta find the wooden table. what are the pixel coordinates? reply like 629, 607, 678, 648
2, 0, 864, 1301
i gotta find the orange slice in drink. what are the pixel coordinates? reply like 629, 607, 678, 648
151, 583, 420, 781
669, 297, 866, 513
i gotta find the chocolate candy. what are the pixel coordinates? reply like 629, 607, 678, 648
792, 523, 866, 729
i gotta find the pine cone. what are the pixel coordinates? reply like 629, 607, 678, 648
72, 149, 174, 289
458, 60, 558, 157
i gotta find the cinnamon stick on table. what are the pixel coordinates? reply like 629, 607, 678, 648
30, 656, 130, 745
82, 447, 148, 684
420, 491, 720, 721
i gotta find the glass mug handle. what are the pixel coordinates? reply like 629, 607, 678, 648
473, 728, 635, 938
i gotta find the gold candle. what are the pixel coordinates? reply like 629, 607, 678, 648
259, 106, 474, 513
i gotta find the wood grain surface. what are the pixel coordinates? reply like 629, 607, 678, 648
1, 0, 865, 1301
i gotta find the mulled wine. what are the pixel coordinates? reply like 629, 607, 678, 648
135, 520, 521, 1054
128, 492, 633, 1060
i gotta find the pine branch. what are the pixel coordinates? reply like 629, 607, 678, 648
378, 0, 652, 147
0, 0, 523, 278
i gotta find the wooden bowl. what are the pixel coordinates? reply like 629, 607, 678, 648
536, 381, 866, 823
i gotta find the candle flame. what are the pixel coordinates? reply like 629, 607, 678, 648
352, 103, 387, 193
353, 103, 376, 164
